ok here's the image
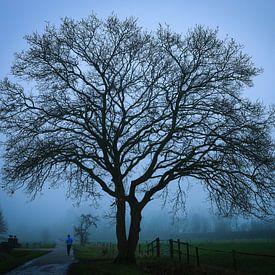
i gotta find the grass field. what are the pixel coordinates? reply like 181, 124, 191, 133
188, 239, 275, 274
146, 239, 275, 274
0, 249, 50, 274
21, 241, 56, 249
69, 240, 275, 275
68, 245, 147, 275
1, 240, 273, 274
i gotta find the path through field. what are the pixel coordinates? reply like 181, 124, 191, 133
6, 242, 75, 275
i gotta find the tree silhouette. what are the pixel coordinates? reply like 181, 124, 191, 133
0, 14, 274, 262
74, 214, 98, 246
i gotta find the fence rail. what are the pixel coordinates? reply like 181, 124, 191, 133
145, 237, 275, 272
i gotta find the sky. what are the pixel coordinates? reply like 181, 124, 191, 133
0, 0, 274, 241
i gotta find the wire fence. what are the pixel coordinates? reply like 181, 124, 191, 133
85, 239, 275, 273
144, 237, 275, 273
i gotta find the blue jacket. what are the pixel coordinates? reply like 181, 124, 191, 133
66, 236, 73, 245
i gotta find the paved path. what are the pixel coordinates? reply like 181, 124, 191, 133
6, 244, 76, 275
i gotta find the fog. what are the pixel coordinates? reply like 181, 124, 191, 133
0, 181, 208, 242
0, 0, 274, 244
1, 181, 274, 244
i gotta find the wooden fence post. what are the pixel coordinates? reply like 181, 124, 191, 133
177, 239, 181, 261
186, 243, 190, 264
195, 247, 200, 267
232, 250, 237, 271
156, 237, 160, 257
169, 239, 174, 259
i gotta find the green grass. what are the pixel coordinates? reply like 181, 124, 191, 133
21, 241, 56, 249
69, 245, 147, 275
69, 240, 275, 275
144, 239, 275, 274
0, 249, 50, 274
189, 239, 275, 274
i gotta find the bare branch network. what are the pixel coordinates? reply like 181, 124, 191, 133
0, 15, 274, 218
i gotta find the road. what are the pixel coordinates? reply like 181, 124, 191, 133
6, 243, 76, 275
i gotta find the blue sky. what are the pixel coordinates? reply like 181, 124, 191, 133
0, 0, 274, 238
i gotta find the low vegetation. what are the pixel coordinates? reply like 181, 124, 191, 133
68, 245, 146, 275
0, 249, 50, 274
69, 240, 275, 275
189, 240, 275, 274
21, 241, 56, 249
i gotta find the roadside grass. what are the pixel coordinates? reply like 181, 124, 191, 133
0, 249, 50, 274
21, 241, 56, 249
70, 240, 275, 275
69, 245, 147, 275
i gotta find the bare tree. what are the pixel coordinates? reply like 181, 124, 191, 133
0, 14, 274, 262
0, 209, 7, 235
74, 214, 98, 246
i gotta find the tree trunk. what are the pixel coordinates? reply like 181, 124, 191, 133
115, 197, 128, 262
127, 202, 142, 263
115, 199, 142, 264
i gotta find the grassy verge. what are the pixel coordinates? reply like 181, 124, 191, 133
68, 245, 241, 275
21, 242, 56, 249
0, 249, 50, 274
69, 245, 147, 275
69, 240, 275, 275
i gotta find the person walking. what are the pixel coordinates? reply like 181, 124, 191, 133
66, 234, 73, 256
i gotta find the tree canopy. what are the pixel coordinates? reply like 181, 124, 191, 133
0, 14, 274, 262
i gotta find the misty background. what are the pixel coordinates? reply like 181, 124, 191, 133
0, 0, 274, 244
